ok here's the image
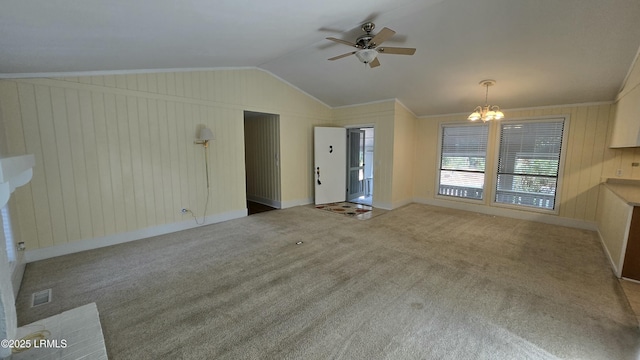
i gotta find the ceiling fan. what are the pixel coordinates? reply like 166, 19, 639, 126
326, 22, 416, 68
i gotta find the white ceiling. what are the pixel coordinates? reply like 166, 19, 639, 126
2, 0, 640, 117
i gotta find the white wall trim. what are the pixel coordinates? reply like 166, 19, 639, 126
25, 209, 247, 263
0, 155, 35, 209
281, 198, 313, 209
255, 68, 332, 109
374, 201, 393, 210
413, 197, 598, 231
0, 66, 256, 79
247, 195, 281, 209
597, 228, 621, 277
333, 98, 397, 110
417, 101, 615, 120
618, 43, 640, 96
391, 198, 414, 210
394, 99, 418, 118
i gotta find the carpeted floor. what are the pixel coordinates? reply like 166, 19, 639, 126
15, 204, 640, 359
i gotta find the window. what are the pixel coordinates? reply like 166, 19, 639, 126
438, 124, 489, 200
495, 119, 565, 210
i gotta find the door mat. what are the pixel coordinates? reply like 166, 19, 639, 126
315, 202, 374, 220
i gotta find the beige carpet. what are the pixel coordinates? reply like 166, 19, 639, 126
15, 204, 640, 359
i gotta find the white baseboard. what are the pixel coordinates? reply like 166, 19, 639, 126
25, 209, 247, 263
373, 198, 412, 211
392, 198, 414, 210
246, 195, 281, 209
281, 198, 313, 209
413, 197, 598, 231
373, 202, 392, 210
598, 228, 621, 278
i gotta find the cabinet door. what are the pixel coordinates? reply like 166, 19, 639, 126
622, 207, 640, 280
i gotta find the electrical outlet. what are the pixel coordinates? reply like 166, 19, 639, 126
616, 169, 623, 177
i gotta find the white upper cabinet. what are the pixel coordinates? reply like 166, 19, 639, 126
611, 54, 640, 148
610, 84, 640, 148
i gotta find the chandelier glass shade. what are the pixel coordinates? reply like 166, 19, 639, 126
468, 80, 504, 122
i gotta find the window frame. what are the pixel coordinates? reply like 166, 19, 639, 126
435, 122, 490, 203
490, 116, 570, 214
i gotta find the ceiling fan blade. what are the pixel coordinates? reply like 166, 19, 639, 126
326, 37, 358, 47
377, 47, 416, 55
370, 27, 396, 46
369, 58, 381, 68
328, 51, 356, 61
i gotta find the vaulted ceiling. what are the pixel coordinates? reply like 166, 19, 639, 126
2, 0, 640, 117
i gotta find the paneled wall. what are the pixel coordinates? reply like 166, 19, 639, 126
391, 102, 417, 207
332, 101, 396, 209
3, 67, 639, 253
244, 112, 281, 207
0, 69, 331, 250
414, 103, 618, 224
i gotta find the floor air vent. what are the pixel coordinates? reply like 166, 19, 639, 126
31, 289, 52, 307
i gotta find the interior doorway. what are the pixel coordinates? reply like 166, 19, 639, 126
244, 111, 281, 215
347, 127, 374, 206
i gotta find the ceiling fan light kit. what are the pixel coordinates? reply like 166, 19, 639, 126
468, 80, 505, 122
326, 22, 416, 68
355, 49, 378, 64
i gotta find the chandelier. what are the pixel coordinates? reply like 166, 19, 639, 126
468, 80, 504, 122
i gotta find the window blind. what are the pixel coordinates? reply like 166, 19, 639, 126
495, 119, 565, 210
438, 124, 488, 199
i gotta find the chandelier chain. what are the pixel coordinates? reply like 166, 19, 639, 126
484, 83, 489, 105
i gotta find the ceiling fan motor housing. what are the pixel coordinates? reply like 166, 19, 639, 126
361, 22, 375, 33
356, 35, 374, 48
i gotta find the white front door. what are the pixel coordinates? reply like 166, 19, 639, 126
314, 127, 346, 205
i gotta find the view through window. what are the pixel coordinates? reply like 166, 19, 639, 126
495, 119, 565, 210
438, 124, 489, 200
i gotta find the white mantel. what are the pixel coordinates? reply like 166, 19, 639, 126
0, 155, 35, 209
0, 154, 34, 359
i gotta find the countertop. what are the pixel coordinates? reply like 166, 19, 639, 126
605, 179, 640, 206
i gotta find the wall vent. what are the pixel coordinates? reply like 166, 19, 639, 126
31, 289, 52, 307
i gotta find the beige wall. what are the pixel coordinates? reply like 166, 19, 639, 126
2, 64, 640, 253
0, 69, 331, 250
391, 102, 417, 207
332, 100, 396, 208
415, 104, 617, 224
244, 112, 281, 206
331, 100, 417, 209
